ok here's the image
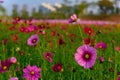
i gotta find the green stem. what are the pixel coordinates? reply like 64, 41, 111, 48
58, 72, 62, 80
78, 24, 83, 39
12, 47, 14, 56
114, 51, 117, 80
71, 72, 73, 80
2, 43, 5, 60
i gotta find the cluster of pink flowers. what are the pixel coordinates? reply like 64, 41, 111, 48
0, 57, 17, 74
71, 14, 108, 69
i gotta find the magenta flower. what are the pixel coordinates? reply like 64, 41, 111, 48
58, 36, 65, 46
23, 65, 41, 80
10, 77, 18, 80
2, 39, 8, 45
24, 28, 30, 33
0, 59, 12, 73
44, 52, 53, 62
84, 38, 90, 44
19, 26, 25, 32
27, 34, 39, 46
117, 71, 120, 75
96, 42, 107, 49
99, 56, 104, 63
84, 27, 94, 36
75, 45, 97, 69
38, 24, 45, 29
41, 30, 45, 35
68, 14, 77, 23
28, 25, 37, 32
116, 77, 120, 80
52, 63, 62, 72
10, 57, 17, 64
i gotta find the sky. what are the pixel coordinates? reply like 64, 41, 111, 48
0, 0, 118, 15
1, 0, 64, 15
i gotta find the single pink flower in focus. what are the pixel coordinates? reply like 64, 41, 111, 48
75, 45, 97, 69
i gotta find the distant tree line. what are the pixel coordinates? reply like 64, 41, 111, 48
0, 0, 120, 19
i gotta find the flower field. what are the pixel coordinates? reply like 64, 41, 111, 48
0, 16, 120, 80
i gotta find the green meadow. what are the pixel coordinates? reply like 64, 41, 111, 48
0, 22, 120, 80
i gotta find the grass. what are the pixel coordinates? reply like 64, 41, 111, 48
0, 22, 119, 80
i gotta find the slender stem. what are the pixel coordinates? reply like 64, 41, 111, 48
78, 24, 83, 39
12, 47, 14, 56
71, 72, 73, 80
113, 40, 117, 80
2, 43, 5, 60
114, 51, 117, 80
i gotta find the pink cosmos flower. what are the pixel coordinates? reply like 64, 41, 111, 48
83, 38, 95, 46
116, 77, 120, 80
114, 46, 120, 51
28, 25, 37, 32
44, 52, 53, 62
27, 34, 39, 46
10, 77, 18, 80
2, 39, 8, 45
99, 56, 104, 63
68, 14, 77, 23
84, 38, 90, 44
0, 59, 12, 73
38, 24, 45, 29
36, 29, 45, 35
24, 28, 30, 33
58, 35, 65, 46
52, 63, 62, 72
84, 27, 94, 36
0, 0, 4, 3
75, 45, 97, 69
96, 42, 107, 49
19, 26, 25, 32
10, 57, 17, 64
23, 65, 41, 80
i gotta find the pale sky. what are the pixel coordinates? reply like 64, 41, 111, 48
1, 0, 63, 15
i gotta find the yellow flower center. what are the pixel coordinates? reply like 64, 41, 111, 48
47, 55, 50, 58
16, 18, 19, 20
3, 66, 7, 70
32, 39, 37, 43
30, 71, 35, 75
61, 68, 64, 72
85, 54, 90, 59
33, 40, 36, 42
88, 30, 91, 33
99, 46, 102, 48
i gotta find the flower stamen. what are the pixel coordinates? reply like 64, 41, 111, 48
3, 66, 7, 70
30, 71, 35, 75
85, 54, 90, 59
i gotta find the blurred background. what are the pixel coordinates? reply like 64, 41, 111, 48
0, 0, 120, 21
